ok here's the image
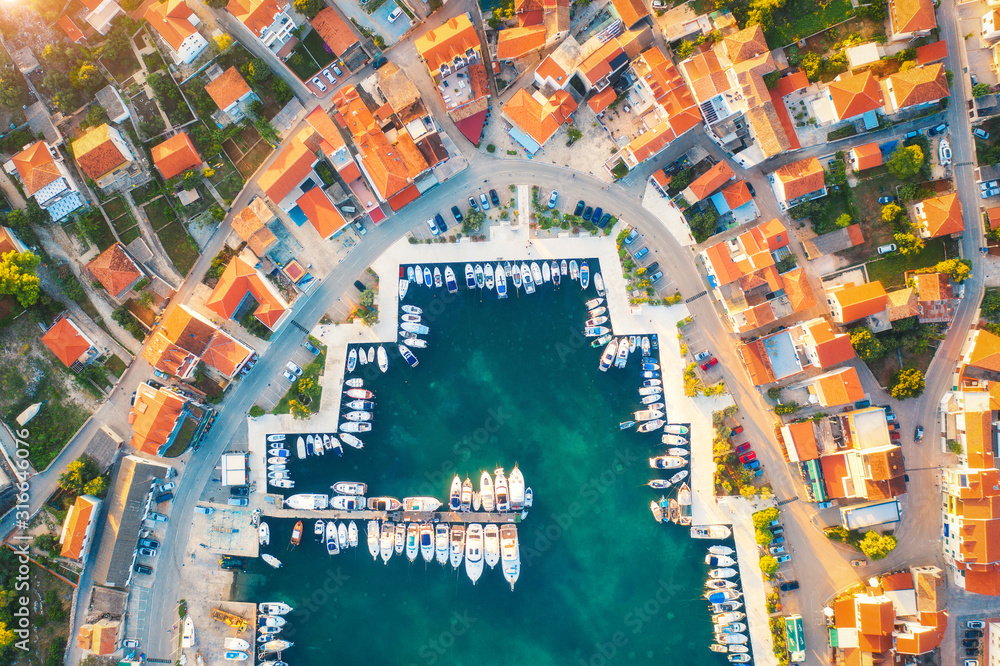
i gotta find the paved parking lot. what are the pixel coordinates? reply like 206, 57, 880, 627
254, 344, 319, 411
336, 0, 413, 46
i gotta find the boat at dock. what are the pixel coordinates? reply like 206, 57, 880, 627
494, 468, 509, 512
530, 262, 543, 285
377, 346, 388, 373
402, 304, 422, 315
600, 339, 617, 370
580, 261, 590, 289
585, 316, 608, 327
728, 654, 751, 663
641, 394, 663, 405
465, 264, 476, 288
707, 555, 737, 567
330, 495, 363, 511
368, 497, 402, 511
615, 336, 629, 368
289, 521, 302, 547
435, 524, 450, 564
450, 525, 465, 568
594, 273, 605, 297
508, 466, 525, 510
650, 499, 663, 523
634, 409, 665, 422
343, 397, 374, 409
415, 264, 424, 286
709, 568, 737, 579
589, 306, 606, 317
484, 263, 494, 290
399, 278, 409, 301
714, 611, 745, 625
662, 434, 688, 446
551, 261, 560, 285
262, 554, 282, 569
474, 264, 485, 289
367, 521, 379, 560
483, 524, 500, 568
585, 297, 602, 309
591, 333, 613, 348
258, 523, 269, 546
357, 348, 367, 366
496, 264, 507, 298
465, 524, 484, 584
706, 579, 737, 590
284, 494, 328, 510
339, 422, 372, 433
691, 525, 733, 539
344, 411, 372, 422
570, 260, 580, 281
398, 345, 419, 368
258, 602, 291, 616
403, 496, 443, 512
460, 477, 473, 511
480, 471, 494, 512
713, 601, 743, 613
339, 433, 364, 449
636, 420, 664, 433
344, 388, 374, 399
449, 475, 462, 511
394, 523, 405, 554
522, 264, 535, 294
663, 425, 689, 435
541, 261, 550, 283
500, 524, 520, 589
522, 487, 532, 519
584, 326, 610, 337
643, 379, 662, 387
561, 259, 568, 276
706, 590, 741, 603
314, 520, 324, 540
260, 639, 293, 654
420, 523, 434, 562
433, 267, 442, 288
326, 522, 339, 555
345, 378, 364, 388
380, 523, 394, 564
714, 633, 748, 645
402, 336, 427, 349
406, 523, 419, 562
445, 266, 458, 293
224, 651, 248, 661
649, 456, 686, 469
400, 322, 429, 335
511, 264, 522, 290
338, 522, 348, 548
638, 386, 661, 396
295, 437, 306, 460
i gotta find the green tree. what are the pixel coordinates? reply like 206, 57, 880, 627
83, 476, 107, 497
881, 203, 903, 224
0, 68, 25, 107
835, 213, 852, 228
851, 326, 886, 361
755, 528, 774, 545
800, 52, 823, 81
0, 251, 40, 307
759, 555, 779, 576
293, 0, 324, 17
58, 457, 98, 495
893, 232, 925, 256
85, 104, 109, 128
70, 61, 103, 93
887, 145, 924, 179
858, 530, 897, 560
982, 290, 1000, 321
774, 402, 800, 415
752, 507, 779, 530
825, 51, 847, 75
890, 368, 925, 399
934, 258, 972, 283
566, 126, 583, 146
973, 83, 993, 98
676, 40, 694, 58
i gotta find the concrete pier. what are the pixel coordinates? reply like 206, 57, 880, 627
261, 505, 523, 523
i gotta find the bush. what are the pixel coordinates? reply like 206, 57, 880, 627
486, 144, 495, 153
858, 530, 897, 560
889, 368, 925, 399
759, 555, 779, 577
752, 507, 779, 530
249, 405, 265, 417
774, 402, 800, 415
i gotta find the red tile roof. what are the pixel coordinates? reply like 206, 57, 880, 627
503, 87, 578, 146
536, 54, 567, 84
610, 0, 648, 28
828, 71, 883, 121
888, 64, 948, 109
814, 367, 864, 406
852, 142, 883, 170
295, 187, 346, 238
129, 383, 188, 455
73, 124, 130, 180
587, 86, 617, 114
916, 40, 947, 65
890, 0, 936, 34
774, 157, 825, 201
738, 339, 776, 385
86, 243, 142, 299
151, 132, 202, 180
686, 160, 735, 201
58, 16, 85, 42
205, 256, 286, 328
144, 0, 198, 52
833, 281, 888, 322
807, 320, 856, 367
258, 137, 316, 204
579, 39, 626, 85
785, 421, 819, 460
201, 332, 252, 377
721, 180, 752, 209
205, 66, 252, 112
311, 7, 359, 57
723, 24, 768, 63
415, 14, 481, 72
12, 141, 61, 197
227, 0, 284, 37
918, 192, 964, 237
42, 318, 92, 367
231, 198, 277, 256
60, 495, 98, 560
627, 119, 676, 164
496, 25, 546, 60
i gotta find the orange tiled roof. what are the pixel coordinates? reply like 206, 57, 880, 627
627, 119, 676, 164
144, 305, 251, 378
42, 318, 92, 367
886, 287, 919, 320
201, 332, 252, 377
723, 24, 768, 63
205, 256, 286, 328
738, 339, 776, 385
774, 156, 825, 201
60, 495, 98, 559
888, 64, 948, 109
880, 572, 915, 591
805, 318, 856, 367
12, 141, 60, 197
916, 40, 947, 65
310, 7, 358, 57
684, 51, 732, 102
721, 181, 752, 209
686, 160, 734, 201
918, 192, 964, 237
73, 124, 129, 180
959, 516, 1000, 565
610, 0, 648, 28
205, 66, 252, 112
834, 598, 856, 628
988, 206, 1000, 231
895, 620, 946, 655
415, 14, 481, 72
588, 86, 617, 114
786, 421, 819, 460
91, 620, 119, 656
356, 128, 428, 200
304, 105, 346, 153
227, 0, 284, 37
890, 0, 936, 34
834, 281, 888, 322
258, 137, 316, 204
913, 272, 952, 302
579, 39, 626, 84
144, 0, 198, 52
129, 383, 188, 455
782, 268, 816, 312
86, 243, 142, 298
852, 142, 883, 170
151, 132, 202, 181
496, 25, 546, 60
751, 217, 788, 252
829, 71, 883, 121
746, 102, 792, 159
231, 198, 277, 256
857, 596, 895, 635
58, 16, 85, 42
295, 187, 346, 239
536, 54, 567, 84
815, 367, 865, 406
966, 407, 994, 470
503, 87, 578, 147
821, 452, 850, 499
969, 329, 1000, 373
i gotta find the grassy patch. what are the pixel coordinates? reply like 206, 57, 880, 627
215, 174, 244, 202
102, 197, 127, 219
287, 43, 322, 80
272, 348, 326, 416
163, 417, 198, 458
3, 374, 90, 470
301, 29, 335, 69
131, 182, 161, 206
104, 355, 127, 378
101, 48, 141, 83
119, 226, 141, 244
155, 221, 200, 276
866, 238, 946, 289
766, 0, 855, 46
145, 198, 176, 230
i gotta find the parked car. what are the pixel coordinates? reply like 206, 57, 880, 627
694, 350, 712, 362
468, 196, 478, 211
123, 640, 140, 649
152, 371, 169, 381
746, 182, 755, 196
451, 206, 463, 222
927, 123, 947, 136
745, 459, 760, 471
194, 506, 214, 515
155, 492, 173, 503
739, 451, 756, 464
592, 207, 603, 223
736, 443, 751, 454
547, 190, 558, 208
230, 486, 249, 496
310, 77, 327, 92
138, 547, 157, 557
851, 559, 867, 567
855, 399, 871, 409
779, 581, 799, 591
574, 200, 585, 216
147, 511, 168, 522
134, 564, 153, 575
966, 630, 984, 639
732, 425, 744, 434
372, 55, 388, 69
426, 218, 440, 235
890, 431, 900, 441
228, 497, 249, 507
877, 243, 897, 255
624, 228, 638, 244
980, 181, 999, 190
322, 69, 336, 85
354, 220, 367, 236
159, 481, 176, 493
354, 280, 367, 292
914, 425, 924, 441
434, 213, 447, 233
634, 247, 649, 260
649, 270, 664, 282
769, 545, 786, 555
286, 361, 303, 376
490, 189, 500, 206
770, 526, 785, 537
776, 554, 791, 563
583, 206, 594, 221
963, 640, 980, 649
903, 130, 920, 139
701, 358, 718, 370
877, 196, 896, 205
975, 128, 990, 140
645, 261, 659, 272
480, 192, 490, 210
282, 370, 297, 383
333, 64, 343, 76
138, 538, 160, 549
968, 621, 987, 629
387, 6, 403, 21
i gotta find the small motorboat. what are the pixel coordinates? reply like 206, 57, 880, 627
560, 259, 568, 276
542, 261, 550, 283
268, 464, 287, 473
403, 496, 443, 511
402, 313, 422, 323
570, 260, 580, 281
530, 262, 543, 285
713, 601, 743, 613
551, 261, 560, 285
226, 638, 252, 652
338, 522, 348, 549
339, 422, 372, 433
522, 264, 535, 294
368, 497, 403, 511
445, 266, 458, 293
329, 496, 363, 511
258, 522, 270, 545
709, 545, 735, 556
706, 554, 737, 567
406, 523, 419, 562
262, 554, 282, 569
450, 525, 465, 568
636, 420, 664, 433
524, 487, 532, 508
402, 304, 423, 315
380, 523, 394, 564
260, 639, 293, 653
585, 316, 608, 327
709, 568, 738, 579
314, 519, 325, 540
641, 395, 662, 405
639, 387, 662, 396
224, 651, 249, 661
591, 333, 613, 348
642, 337, 651, 356
414, 264, 424, 286
345, 378, 364, 388
629, 336, 637, 354
474, 264, 485, 289
705, 590, 741, 603
339, 433, 364, 449
395, 523, 405, 554
644, 379, 662, 387
714, 611, 745, 625
465, 264, 476, 289
580, 261, 590, 289
326, 521, 339, 555
728, 655, 751, 663
367, 521, 379, 560
939, 138, 951, 167
433, 267, 442, 288
691, 525, 733, 539
584, 326, 610, 337
460, 477, 473, 511
585, 298, 603, 309
619, 420, 635, 430
270, 479, 294, 489
399, 278, 409, 301
344, 388, 374, 399
289, 521, 303, 546
347, 348, 357, 372
435, 524, 449, 564
398, 345, 419, 368
599, 338, 617, 372
649, 456, 686, 469
594, 272, 605, 297
634, 409, 665, 422
484, 263, 494, 290
349, 521, 358, 548
420, 523, 434, 562
494, 468, 509, 512
718, 624, 748, 636
589, 306, 606, 317
710, 645, 728, 654
344, 399, 375, 411
706, 580, 737, 590
357, 347, 367, 365
511, 264, 522, 290
267, 434, 285, 442
650, 500, 663, 523
332, 481, 367, 495
423, 267, 432, 286
402, 337, 427, 349
401, 322, 429, 334
267, 457, 287, 465
616, 336, 629, 368
344, 410, 372, 422
663, 424, 689, 435
483, 524, 500, 568
449, 475, 462, 511
496, 264, 507, 298
480, 471, 495, 512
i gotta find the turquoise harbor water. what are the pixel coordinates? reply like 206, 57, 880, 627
238, 261, 732, 666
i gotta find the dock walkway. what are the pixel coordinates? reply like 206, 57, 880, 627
260, 505, 522, 523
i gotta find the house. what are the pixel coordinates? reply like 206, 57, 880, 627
144, 0, 208, 65
58, 16, 85, 43
913, 192, 964, 238
59, 495, 101, 561
810, 367, 866, 407
257, 135, 320, 209
77, 618, 120, 655
72, 124, 134, 189
496, 25, 548, 61
820, 406, 906, 501
8, 141, 85, 221
850, 142, 883, 171
826, 71, 883, 123
294, 186, 348, 239
42, 317, 99, 370
143, 304, 253, 379
78, 0, 124, 35
129, 382, 192, 456
916, 40, 948, 65
151, 132, 202, 181
723, 266, 816, 333
227, 0, 297, 56
501, 88, 578, 154
86, 243, 144, 301
575, 38, 629, 92
796, 317, 856, 370
826, 280, 889, 323
984, 10, 1000, 41
96, 85, 130, 123
0, 226, 28, 259
780, 420, 821, 463
770, 157, 827, 210
882, 64, 949, 113
683, 161, 735, 203
888, 0, 936, 41
609, 0, 649, 29
701, 217, 788, 287
231, 197, 278, 256
414, 13, 490, 130
205, 67, 257, 125
310, 7, 360, 59
737, 316, 854, 386
205, 256, 288, 330
496, 0, 570, 57
911, 272, 960, 323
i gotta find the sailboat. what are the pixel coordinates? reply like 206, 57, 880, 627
445, 266, 458, 293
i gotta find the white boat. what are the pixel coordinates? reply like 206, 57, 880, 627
450, 525, 465, 568
400, 322, 429, 335
650, 499, 664, 522
706, 579, 737, 590
422, 267, 431, 287
939, 138, 951, 166
392, 523, 406, 555
345, 388, 374, 399
465, 264, 476, 288
339, 422, 372, 433
402, 305, 423, 315
314, 519, 325, 539
472, 491, 481, 511
262, 554, 282, 568
494, 468, 509, 512
445, 266, 458, 293
663, 448, 689, 457
260, 640, 293, 653
270, 479, 294, 489
259, 522, 270, 545
643, 379, 662, 387
706, 554, 737, 567
267, 434, 286, 442
406, 523, 419, 562
508, 465, 525, 510
377, 346, 389, 373
332, 481, 367, 495
728, 655, 751, 663
649, 455, 685, 469
496, 264, 507, 298
367, 346, 375, 364
268, 471, 290, 481
615, 337, 629, 368
638, 388, 662, 398
584, 326, 610, 337
368, 497, 402, 511
182, 616, 196, 648
261, 616, 286, 628
419, 523, 434, 562
284, 494, 328, 510
479, 471, 494, 512
585, 316, 608, 327
435, 524, 450, 564
474, 264, 485, 289
524, 487, 533, 508
599, 338, 617, 371
541, 261, 550, 283
295, 437, 306, 460
634, 409, 665, 422
530, 262, 543, 285
398, 278, 409, 301
641, 394, 663, 405
594, 272, 605, 297
712, 601, 743, 613
484, 263, 494, 290
326, 522, 339, 555
330, 495, 363, 511
522, 264, 535, 294
642, 337, 651, 356
380, 522, 394, 564
729, 645, 749, 654
339, 433, 364, 449
460, 477, 473, 511
257, 626, 281, 636
367, 521, 379, 560
337, 522, 348, 549
663, 425, 689, 435
710, 568, 738, 579
357, 346, 367, 365
580, 261, 590, 289
561, 259, 568, 276
629, 336, 637, 353
714, 611, 745, 625
662, 434, 688, 445
500, 524, 520, 590
448, 475, 462, 511
465, 524, 484, 584
709, 545, 735, 556
398, 344, 419, 367
224, 651, 248, 661
415, 264, 424, 286
225, 638, 252, 650
705, 589, 741, 602
551, 261, 560, 285
636, 420, 664, 433
714, 633, 747, 645
483, 524, 500, 568
717, 622, 747, 635
433, 267, 442, 288
691, 525, 733, 539
347, 348, 357, 372
344, 411, 372, 421
569, 260, 580, 281
710, 645, 728, 654
589, 306, 607, 317
403, 496, 443, 512
402, 337, 427, 349
510, 262, 522, 290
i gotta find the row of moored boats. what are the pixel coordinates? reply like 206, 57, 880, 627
399, 259, 598, 303
691, 530, 753, 663
346, 345, 388, 374
251, 602, 293, 665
